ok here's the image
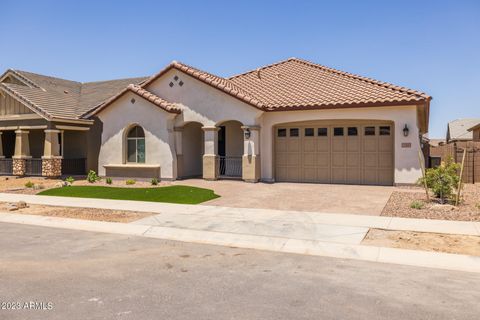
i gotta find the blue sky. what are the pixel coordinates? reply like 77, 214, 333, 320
1, 0, 479, 138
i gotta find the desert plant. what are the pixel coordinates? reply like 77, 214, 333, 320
476, 203, 480, 211
418, 157, 460, 204
125, 179, 136, 185
410, 200, 424, 210
65, 176, 75, 184
87, 170, 100, 183
24, 181, 34, 188
151, 178, 159, 186
106, 177, 113, 185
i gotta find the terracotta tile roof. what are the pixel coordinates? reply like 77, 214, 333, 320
86, 84, 180, 117
141, 61, 265, 109
229, 58, 431, 111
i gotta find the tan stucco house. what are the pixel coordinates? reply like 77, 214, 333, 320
0, 58, 431, 185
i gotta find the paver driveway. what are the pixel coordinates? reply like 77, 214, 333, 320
173, 179, 393, 215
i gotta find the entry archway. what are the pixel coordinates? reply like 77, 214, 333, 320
216, 120, 243, 178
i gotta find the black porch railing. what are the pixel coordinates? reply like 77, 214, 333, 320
25, 158, 43, 176
0, 158, 13, 175
62, 158, 86, 175
218, 156, 242, 178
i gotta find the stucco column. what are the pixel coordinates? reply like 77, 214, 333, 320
13, 130, 31, 176
202, 126, 219, 180
0, 132, 4, 159
241, 126, 261, 182
174, 127, 184, 179
42, 129, 62, 177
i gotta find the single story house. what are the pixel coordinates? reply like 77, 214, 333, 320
0, 58, 431, 185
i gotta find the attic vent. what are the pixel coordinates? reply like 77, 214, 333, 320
131, 98, 136, 104
169, 82, 174, 87
179, 81, 184, 87
174, 75, 179, 81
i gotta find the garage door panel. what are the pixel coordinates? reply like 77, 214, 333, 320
288, 140, 300, 152
332, 139, 345, 152
378, 153, 393, 168
316, 139, 329, 151
346, 153, 360, 167
287, 167, 300, 181
317, 153, 330, 167
303, 153, 316, 166
346, 168, 361, 184
317, 168, 330, 183
303, 140, 316, 152
332, 168, 346, 184
303, 168, 317, 182
276, 140, 287, 152
287, 153, 300, 166
346, 138, 360, 152
332, 153, 345, 167
363, 139, 377, 152
275, 123, 393, 185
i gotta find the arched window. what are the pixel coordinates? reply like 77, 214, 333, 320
126, 125, 145, 163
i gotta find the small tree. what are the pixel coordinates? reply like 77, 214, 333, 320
419, 157, 460, 204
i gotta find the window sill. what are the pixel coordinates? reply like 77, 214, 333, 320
103, 164, 160, 169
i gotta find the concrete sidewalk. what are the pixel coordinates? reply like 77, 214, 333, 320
0, 212, 479, 273
0, 193, 479, 237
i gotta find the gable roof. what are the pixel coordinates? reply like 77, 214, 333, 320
229, 58, 431, 111
86, 84, 180, 117
140, 61, 265, 109
0, 69, 147, 121
447, 118, 480, 141
468, 122, 480, 132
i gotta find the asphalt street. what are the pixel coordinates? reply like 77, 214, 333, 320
0, 222, 479, 320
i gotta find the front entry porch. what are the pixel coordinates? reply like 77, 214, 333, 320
0, 127, 88, 177
176, 120, 260, 182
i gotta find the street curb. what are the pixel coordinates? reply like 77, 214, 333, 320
1, 212, 479, 274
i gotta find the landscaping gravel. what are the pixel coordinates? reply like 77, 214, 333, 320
382, 184, 480, 221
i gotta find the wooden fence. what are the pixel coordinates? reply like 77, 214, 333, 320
430, 141, 480, 183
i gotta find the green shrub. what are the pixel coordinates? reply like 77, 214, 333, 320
24, 181, 34, 188
410, 200, 424, 210
106, 177, 113, 185
418, 157, 460, 204
87, 170, 100, 183
476, 203, 480, 211
151, 178, 159, 186
65, 176, 75, 184
125, 179, 136, 185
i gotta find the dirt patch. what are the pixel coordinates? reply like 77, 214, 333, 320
0, 202, 152, 223
363, 229, 480, 256
382, 184, 480, 221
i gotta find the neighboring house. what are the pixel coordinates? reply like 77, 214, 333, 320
446, 118, 480, 143
468, 122, 480, 141
0, 58, 432, 185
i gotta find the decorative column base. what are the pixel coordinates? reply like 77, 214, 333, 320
42, 157, 62, 177
242, 155, 260, 183
12, 158, 27, 176
203, 155, 218, 180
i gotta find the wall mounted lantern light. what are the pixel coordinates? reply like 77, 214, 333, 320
244, 128, 251, 140
403, 124, 409, 137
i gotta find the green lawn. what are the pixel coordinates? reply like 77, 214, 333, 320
38, 185, 220, 204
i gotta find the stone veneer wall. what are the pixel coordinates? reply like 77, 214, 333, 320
42, 158, 62, 177
12, 158, 26, 176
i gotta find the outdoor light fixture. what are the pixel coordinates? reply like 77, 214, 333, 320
244, 128, 251, 140
403, 124, 409, 137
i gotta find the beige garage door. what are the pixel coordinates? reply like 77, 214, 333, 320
275, 121, 394, 185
